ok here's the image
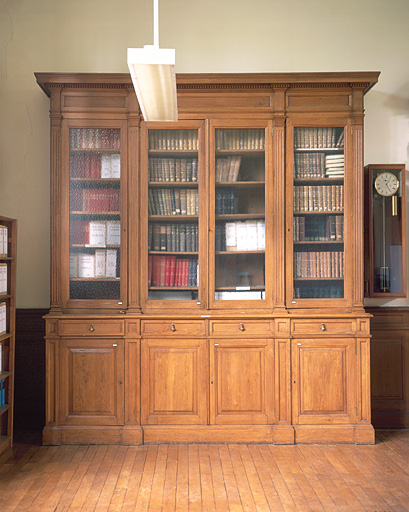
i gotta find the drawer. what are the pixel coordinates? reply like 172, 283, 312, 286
291, 319, 355, 336
59, 320, 125, 336
210, 320, 273, 336
141, 320, 206, 336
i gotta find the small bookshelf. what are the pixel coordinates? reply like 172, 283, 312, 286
0, 216, 16, 455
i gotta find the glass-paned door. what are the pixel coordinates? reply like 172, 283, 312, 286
212, 126, 269, 304
69, 128, 121, 301
292, 126, 345, 301
146, 127, 202, 304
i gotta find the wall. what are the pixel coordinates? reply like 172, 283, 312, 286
0, 0, 408, 308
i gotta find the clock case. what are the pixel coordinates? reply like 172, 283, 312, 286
364, 164, 406, 297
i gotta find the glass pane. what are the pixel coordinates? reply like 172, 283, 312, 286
372, 169, 404, 293
69, 128, 121, 300
293, 127, 344, 300
147, 129, 199, 301
214, 128, 266, 300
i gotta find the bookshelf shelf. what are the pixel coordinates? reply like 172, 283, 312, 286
0, 216, 16, 455
215, 214, 265, 221
149, 182, 198, 188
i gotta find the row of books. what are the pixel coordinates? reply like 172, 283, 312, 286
149, 223, 198, 253
148, 157, 198, 183
216, 129, 265, 150
70, 128, 120, 150
0, 225, 8, 257
0, 303, 6, 335
293, 216, 344, 242
294, 127, 344, 149
148, 189, 198, 216
294, 251, 344, 279
70, 188, 120, 213
149, 130, 198, 151
294, 153, 344, 178
70, 250, 119, 279
216, 156, 242, 182
70, 221, 120, 247
0, 264, 7, 295
215, 188, 237, 215
148, 255, 198, 287
293, 285, 343, 299
294, 185, 344, 212
216, 221, 265, 252
70, 153, 120, 180
0, 380, 6, 407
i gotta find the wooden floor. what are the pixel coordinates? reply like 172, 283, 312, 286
0, 430, 409, 511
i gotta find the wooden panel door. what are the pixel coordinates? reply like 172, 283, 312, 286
141, 338, 208, 425
370, 329, 409, 427
59, 338, 124, 425
292, 338, 356, 424
210, 339, 274, 425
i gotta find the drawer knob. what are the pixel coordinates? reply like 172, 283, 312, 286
239, 323, 245, 331
171, 323, 176, 332
89, 324, 95, 333
321, 323, 326, 331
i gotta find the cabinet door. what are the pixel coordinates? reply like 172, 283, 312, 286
209, 121, 273, 308
370, 329, 409, 427
288, 121, 350, 308
59, 338, 124, 425
66, 123, 127, 310
141, 338, 208, 424
210, 339, 274, 425
292, 338, 356, 424
141, 122, 205, 309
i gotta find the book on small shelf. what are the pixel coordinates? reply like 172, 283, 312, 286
216, 129, 265, 150
70, 188, 120, 213
294, 251, 344, 279
293, 215, 344, 242
148, 157, 198, 182
294, 127, 344, 149
148, 255, 198, 287
70, 220, 120, 247
149, 130, 198, 151
149, 223, 198, 252
70, 128, 120, 150
216, 156, 241, 182
216, 220, 265, 252
293, 185, 344, 212
70, 249, 119, 279
148, 188, 198, 216
70, 153, 120, 180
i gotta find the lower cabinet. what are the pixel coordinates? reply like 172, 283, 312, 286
140, 338, 208, 425
43, 316, 373, 445
59, 338, 124, 426
291, 338, 357, 425
210, 338, 274, 425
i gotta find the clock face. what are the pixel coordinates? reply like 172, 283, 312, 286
374, 172, 399, 197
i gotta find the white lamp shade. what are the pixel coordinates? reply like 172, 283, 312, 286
127, 46, 178, 122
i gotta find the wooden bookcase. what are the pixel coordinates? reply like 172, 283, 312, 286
36, 72, 379, 445
0, 216, 16, 455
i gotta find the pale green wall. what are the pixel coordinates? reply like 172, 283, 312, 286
0, 0, 408, 308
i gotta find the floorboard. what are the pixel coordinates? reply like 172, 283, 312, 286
0, 429, 408, 511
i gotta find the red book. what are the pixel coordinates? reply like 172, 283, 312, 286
175, 258, 182, 287
165, 256, 171, 286
148, 255, 152, 286
169, 256, 176, 287
151, 255, 161, 286
159, 256, 166, 287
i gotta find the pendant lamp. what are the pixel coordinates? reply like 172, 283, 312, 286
127, 0, 177, 121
